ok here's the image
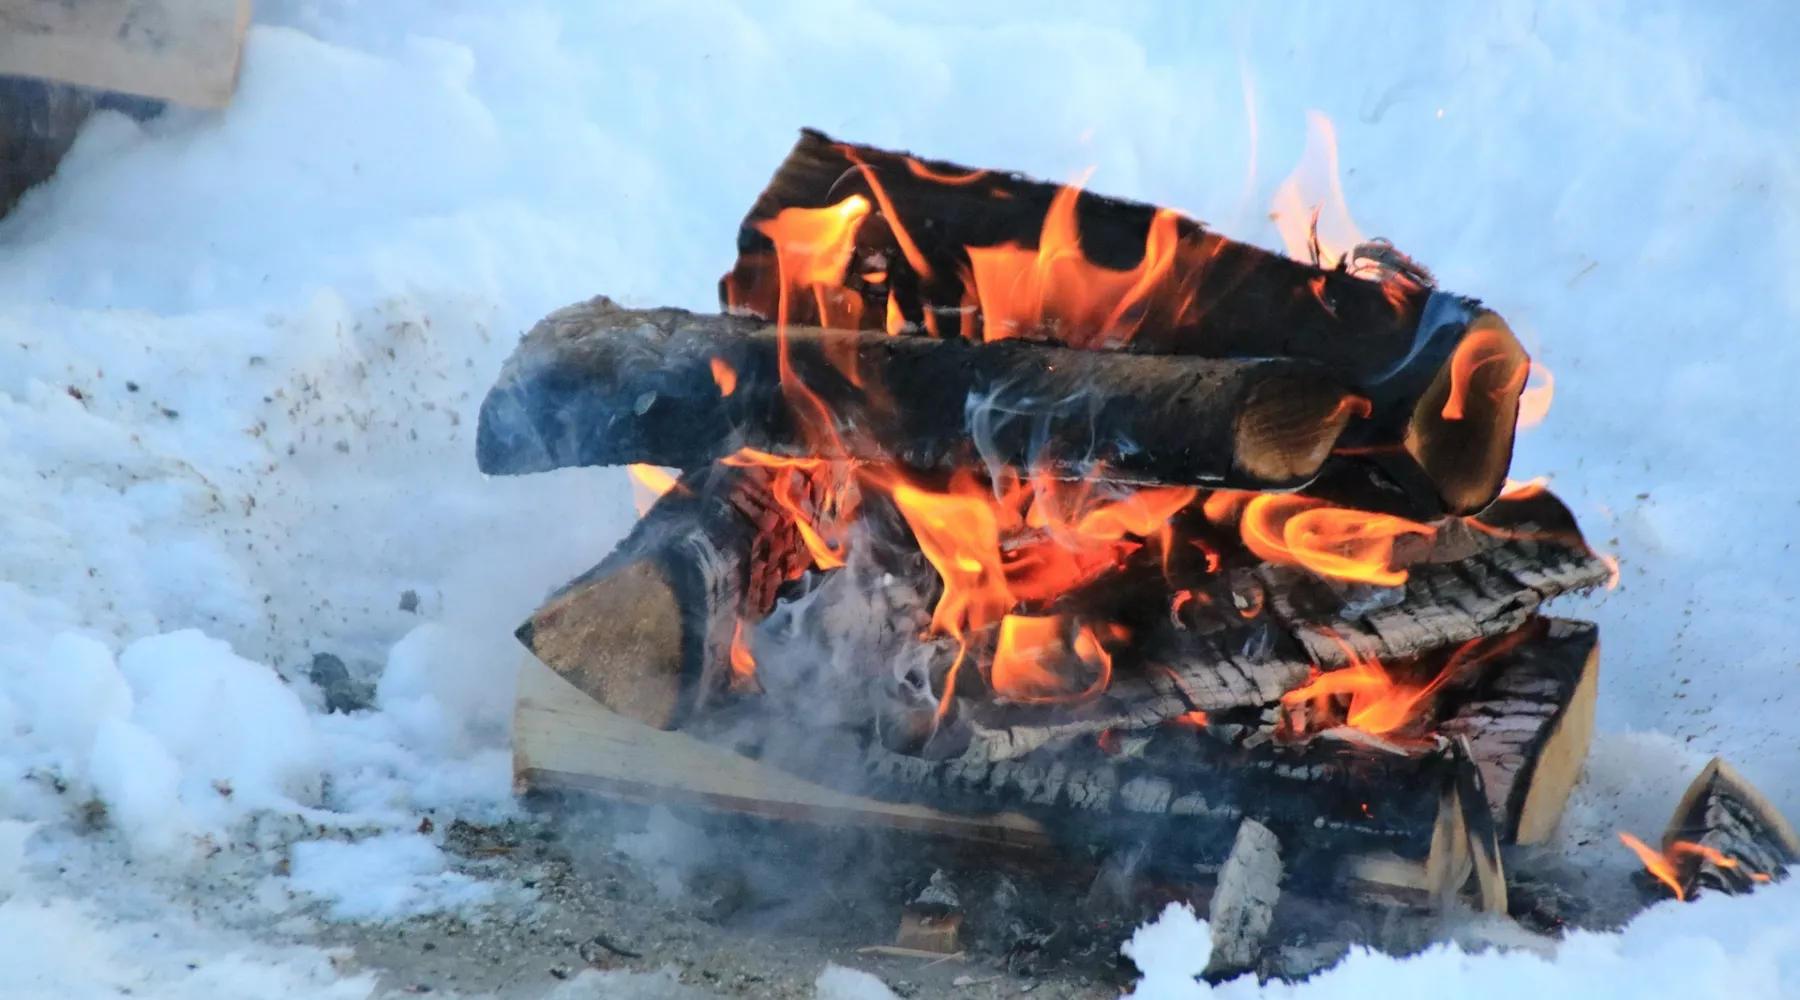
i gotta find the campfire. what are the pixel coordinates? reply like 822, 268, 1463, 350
483, 129, 1795, 978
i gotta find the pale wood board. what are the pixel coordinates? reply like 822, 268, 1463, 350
0, 0, 251, 108
513, 653, 1049, 847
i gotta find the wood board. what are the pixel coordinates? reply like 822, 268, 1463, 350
0, 0, 251, 108
513, 651, 1049, 847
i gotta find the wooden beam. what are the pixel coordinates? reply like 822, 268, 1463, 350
0, 0, 251, 109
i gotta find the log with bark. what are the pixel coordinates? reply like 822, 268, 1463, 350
722, 129, 1530, 517
476, 297, 1362, 491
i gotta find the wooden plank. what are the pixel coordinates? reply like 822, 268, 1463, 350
0, 0, 251, 109
512, 652, 1049, 847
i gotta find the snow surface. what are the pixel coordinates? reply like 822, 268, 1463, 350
1, 0, 1797, 996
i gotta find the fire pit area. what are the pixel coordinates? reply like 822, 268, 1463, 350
482, 130, 1797, 981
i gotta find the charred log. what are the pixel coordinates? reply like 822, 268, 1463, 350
723, 129, 1527, 516
476, 297, 1359, 492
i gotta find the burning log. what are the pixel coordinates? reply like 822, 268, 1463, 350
476, 297, 1361, 491
722, 129, 1531, 517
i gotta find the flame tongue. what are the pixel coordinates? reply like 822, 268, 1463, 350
966, 177, 1183, 348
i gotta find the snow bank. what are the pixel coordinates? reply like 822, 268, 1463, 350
1122, 887, 1800, 997
0, 890, 376, 1000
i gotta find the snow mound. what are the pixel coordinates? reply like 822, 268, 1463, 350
288, 832, 494, 922
1122, 882, 1800, 997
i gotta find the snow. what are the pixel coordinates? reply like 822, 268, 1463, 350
814, 965, 903, 1000
1121, 889, 1800, 998
288, 833, 494, 922
0, 0, 1794, 996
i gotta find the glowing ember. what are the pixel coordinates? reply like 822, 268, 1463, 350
627, 464, 679, 516
1279, 629, 1539, 740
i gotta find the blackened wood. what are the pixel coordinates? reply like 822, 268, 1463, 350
724, 129, 1524, 517
476, 296, 1356, 491
1661, 758, 1800, 897
517, 463, 814, 729
776, 723, 1467, 882
922, 531, 1606, 764
726, 129, 1444, 383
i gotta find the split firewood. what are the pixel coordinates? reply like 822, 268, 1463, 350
517, 463, 818, 729
1202, 819, 1284, 982
724, 129, 1530, 517
477, 297, 1360, 491
1439, 619, 1599, 845
1659, 758, 1800, 898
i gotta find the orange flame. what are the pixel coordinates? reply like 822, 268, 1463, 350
628, 464, 679, 516
1279, 634, 1437, 737
964, 174, 1182, 348
988, 615, 1112, 704
728, 620, 758, 690
1619, 835, 1774, 900
905, 157, 989, 186
711, 357, 738, 396
1501, 476, 1549, 499
1173, 709, 1210, 727
1270, 112, 1364, 269
721, 450, 853, 570
1620, 833, 1686, 900
1517, 361, 1554, 429
755, 196, 871, 330
1442, 326, 1530, 423
1224, 494, 1435, 587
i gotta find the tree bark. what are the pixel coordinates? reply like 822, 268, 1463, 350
476, 297, 1358, 492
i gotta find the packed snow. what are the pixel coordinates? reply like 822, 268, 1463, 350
1, 1, 1796, 997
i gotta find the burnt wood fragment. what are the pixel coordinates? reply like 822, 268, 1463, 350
1661, 758, 1800, 898
1203, 819, 1284, 982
